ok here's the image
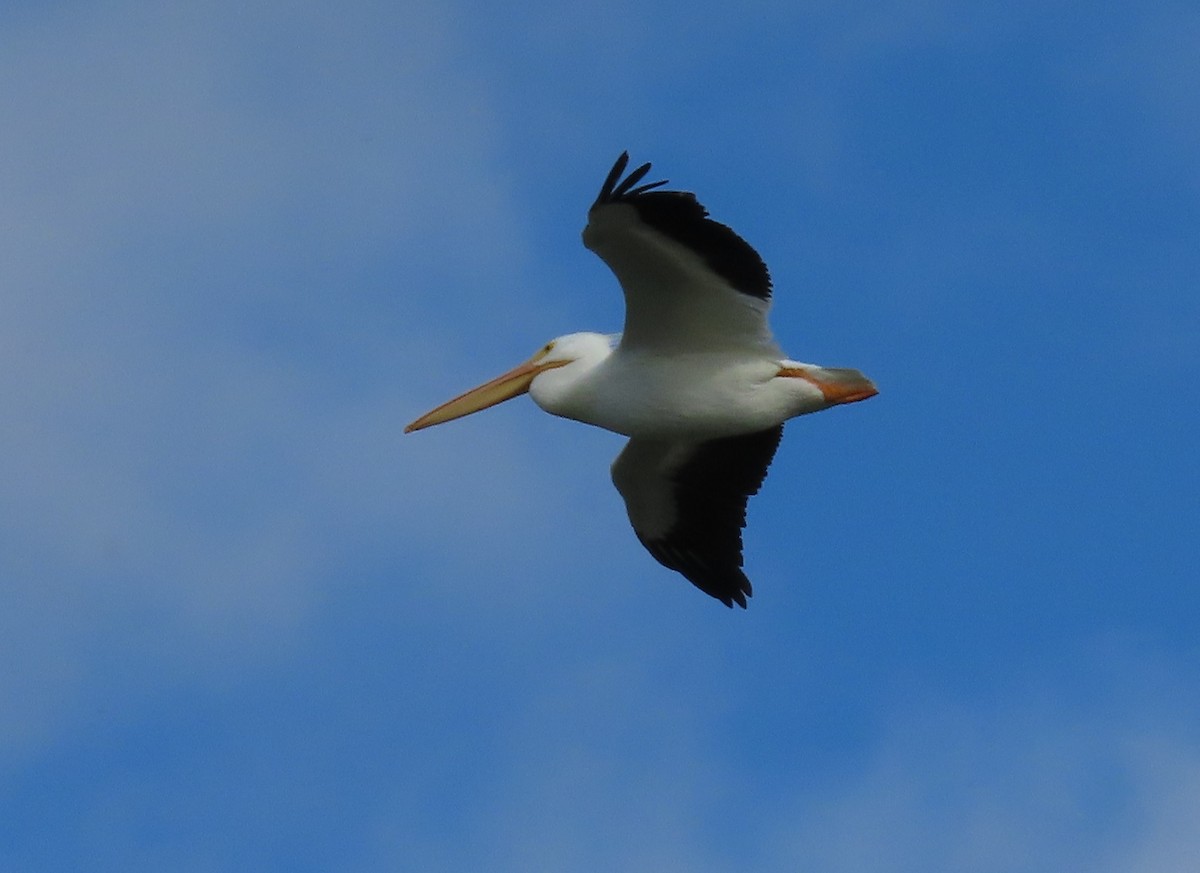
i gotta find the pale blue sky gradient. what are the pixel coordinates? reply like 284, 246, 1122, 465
2, 2, 1198, 871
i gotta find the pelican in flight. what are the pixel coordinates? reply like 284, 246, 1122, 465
406, 153, 876, 608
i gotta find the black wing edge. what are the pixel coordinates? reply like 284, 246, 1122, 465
639, 425, 784, 608
589, 152, 772, 301
593, 151, 670, 205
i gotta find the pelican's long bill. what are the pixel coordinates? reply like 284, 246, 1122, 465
404, 351, 568, 433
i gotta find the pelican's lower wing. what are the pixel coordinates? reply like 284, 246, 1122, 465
611, 426, 784, 608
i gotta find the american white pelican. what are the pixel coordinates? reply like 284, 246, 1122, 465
406, 153, 876, 608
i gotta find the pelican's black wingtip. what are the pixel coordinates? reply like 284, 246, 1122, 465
593, 152, 668, 208
717, 588, 751, 610
729, 578, 752, 609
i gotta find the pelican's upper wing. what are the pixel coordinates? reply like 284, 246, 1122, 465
611, 425, 784, 608
582, 152, 779, 355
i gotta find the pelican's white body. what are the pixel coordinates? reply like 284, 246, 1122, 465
405, 153, 876, 607
528, 332, 831, 441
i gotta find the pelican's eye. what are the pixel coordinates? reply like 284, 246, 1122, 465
537, 341, 555, 358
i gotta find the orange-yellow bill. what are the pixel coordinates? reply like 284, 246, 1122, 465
405, 354, 568, 433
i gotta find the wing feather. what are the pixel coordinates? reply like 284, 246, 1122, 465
583, 153, 778, 355
611, 426, 784, 608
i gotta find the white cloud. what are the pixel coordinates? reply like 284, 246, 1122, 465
348, 647, 1200, 873
1107, 736, 1200, 873
767, 671, 1200, 873
357, 650, 737, 873
4, 7, 1195, 872
0, 0, 552, 763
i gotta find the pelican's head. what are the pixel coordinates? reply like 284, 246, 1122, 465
404, 332, 613, 433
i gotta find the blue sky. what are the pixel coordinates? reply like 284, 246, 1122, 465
2, 1, 1197, 870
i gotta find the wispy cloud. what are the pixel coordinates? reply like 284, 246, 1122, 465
769, 666, 1200, 873
2, 4, 1197, 872
0, 0, 539, 763
345, 648, 1200, 873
